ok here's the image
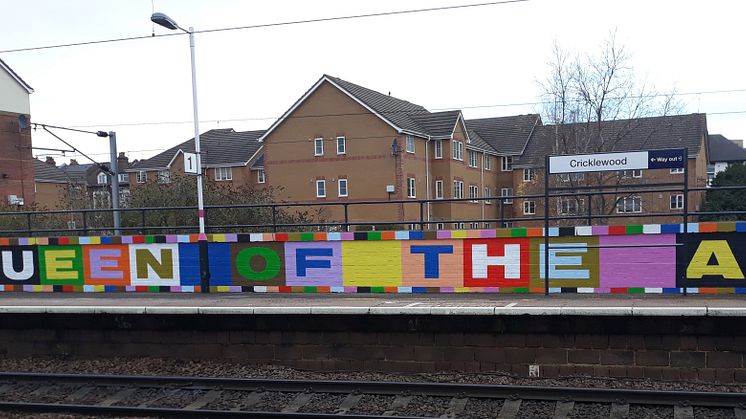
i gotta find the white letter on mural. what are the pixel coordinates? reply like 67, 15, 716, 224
471, 244, 521, 279
1, 251, 35, 280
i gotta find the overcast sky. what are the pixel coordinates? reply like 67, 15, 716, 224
2, 0, 744, 165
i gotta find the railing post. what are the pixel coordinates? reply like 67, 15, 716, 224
271, 205, 278, 233
140, 209, 146, 235
419, 201, 425, 230
203, 207, 208, 234
343, 203, 349, 232
26, 213, 32, 236
586, 193, 592, 226
81, 211, 88, 236
499, 198, 505, 228
543, 156, 550, 296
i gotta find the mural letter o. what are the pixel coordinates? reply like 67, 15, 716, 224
236, 247, 281, 281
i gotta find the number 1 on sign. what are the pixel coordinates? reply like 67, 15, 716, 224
183, 152, 199, 175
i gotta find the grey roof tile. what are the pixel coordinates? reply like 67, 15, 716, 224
465, 115, 541, 155
708, 134, 746, 163
409, 111, 461, 138
514, 113, 707, 167
130, 129, 265, 170
33, 160, 70, 183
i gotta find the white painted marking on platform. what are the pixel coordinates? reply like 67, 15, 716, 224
504, 302, 517, 308
403, 302, 422, 307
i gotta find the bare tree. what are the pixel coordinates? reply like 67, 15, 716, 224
537, 31, 683, 224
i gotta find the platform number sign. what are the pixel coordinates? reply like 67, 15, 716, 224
183, 152, 199, 175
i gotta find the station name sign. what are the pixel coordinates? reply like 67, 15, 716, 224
548, 148, 686, 174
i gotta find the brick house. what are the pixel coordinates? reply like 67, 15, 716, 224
127, 128, 265, 190
58, 154, 131, 209
33, 157, 77, 209
0, 58, 34, 206
259, 75, 537, 229
707, 134, 746, 186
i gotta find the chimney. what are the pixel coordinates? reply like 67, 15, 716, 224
45, 156, 56, 166
69, 159, 79, 165
117, 152, 129, 170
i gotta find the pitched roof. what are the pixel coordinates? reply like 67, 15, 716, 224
465, 114, 541, 155
0, 58, 33, 93
33, 160, 70, 183
59, 162, 95, 182
130, 128, 265, 170
409, 110, 462, 138
514, 113, 708, 168
708, 134, 746, 163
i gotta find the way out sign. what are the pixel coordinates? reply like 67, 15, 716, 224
183, 152, 200, 175
548, 148, 686, 174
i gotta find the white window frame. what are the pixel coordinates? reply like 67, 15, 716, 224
501, 156, 513, 171
484, 155, 492, 170
407, 177, 416, 198
558, 173, 585, 182
454, 222, 465, 229
257, 169, 265, 184
316, 180, 326, 198
670, 167, 685, 174
97, 172, 108, 185
523, 168, 535, 182
436, 223, 445, 230
501, 187, 513, 204
405, 135, 415, 153
452, 141, 464, 161
215, 166, 233, 181
117, 173, 128, 183
620, 169, 642, 178
670, 194, 684, 210
468, 151, 478, 168
434, 140, 443, 159
616, 196, 642, 213
338, 178, 348, 197
558, 197, 584, 215
453, 180, 464, 199
336, 136, 346, 155
136, 171, 147, 184
158, 170, 171, 184
314, 137, 324, 156
484, 187, 491, 204
435, 180, 444, 199
523, 200, 536, 215
470, 222, 479, 229
469, 185, 479, 203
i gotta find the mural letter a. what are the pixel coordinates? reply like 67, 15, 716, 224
686, 240, 745, 279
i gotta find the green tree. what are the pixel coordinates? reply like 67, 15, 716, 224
701, 164, 746, 221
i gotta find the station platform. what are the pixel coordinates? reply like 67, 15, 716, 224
1, 293, 746, 316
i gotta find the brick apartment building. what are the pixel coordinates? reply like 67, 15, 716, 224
0, 58, 34, 207
127, 128, 265, 190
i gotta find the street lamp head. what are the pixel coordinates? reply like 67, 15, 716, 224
151, 12, 180, 31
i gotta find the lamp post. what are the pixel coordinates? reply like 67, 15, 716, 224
152, 12, 210, 290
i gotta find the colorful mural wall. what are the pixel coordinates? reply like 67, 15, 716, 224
1, 222, 745, 293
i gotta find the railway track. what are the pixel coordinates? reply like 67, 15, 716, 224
0, 372, 743, 418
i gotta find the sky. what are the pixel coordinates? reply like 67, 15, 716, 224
1, 0, 744, 166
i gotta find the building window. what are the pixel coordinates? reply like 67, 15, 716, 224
405, 135, 415, 153
670, 167, 685, 174
336, 136, 346, 155
707, 164, 716, 187
484, 187, 491, 204
558, 198, 584, 215
215, 167, 232, 181
136, 171, 147, 183
97, 172, 108, 185
484, 222, 491, 228
434, 140, 442, 159
158, 170, 171, 184
501, 156, 513, 171
469, 151, 478, 168
257, 170, 265, 184
453, 180, 464, 199
558, 173, 585, 182
316, 180, 326, 198
469, 185, 479, 202
338, 179, 348, 197
454, 222, 465, 229
503, 221, 514, 228
436, 223, 445, 230
407, 177, 416, 198
670, 194, 684, 210
619, 169, 642, 178
484, 155, 492, 170
523, 168, 535, 182
314, 137, 324, 156
435, 180, 444, 199
501, 187, 513, 204
470, 222, 479, 229
118, 173, 128, 183
616, 196, 642, 213
452, 141, 463, 161
523, 200, 536, 215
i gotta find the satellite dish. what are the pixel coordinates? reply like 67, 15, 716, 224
17, 114, 29, 129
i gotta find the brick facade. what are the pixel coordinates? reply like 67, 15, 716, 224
0, 112, 35, 205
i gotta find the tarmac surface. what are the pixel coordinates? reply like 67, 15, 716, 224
0, 293, 745, 316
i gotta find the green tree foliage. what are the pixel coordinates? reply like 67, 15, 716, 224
702, 164, 746, 221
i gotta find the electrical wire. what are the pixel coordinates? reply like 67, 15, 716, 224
0, 0, 528, 54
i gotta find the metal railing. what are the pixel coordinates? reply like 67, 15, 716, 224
0, 184, 744, 237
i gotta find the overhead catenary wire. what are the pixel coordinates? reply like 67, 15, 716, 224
0, 0, 529, 54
